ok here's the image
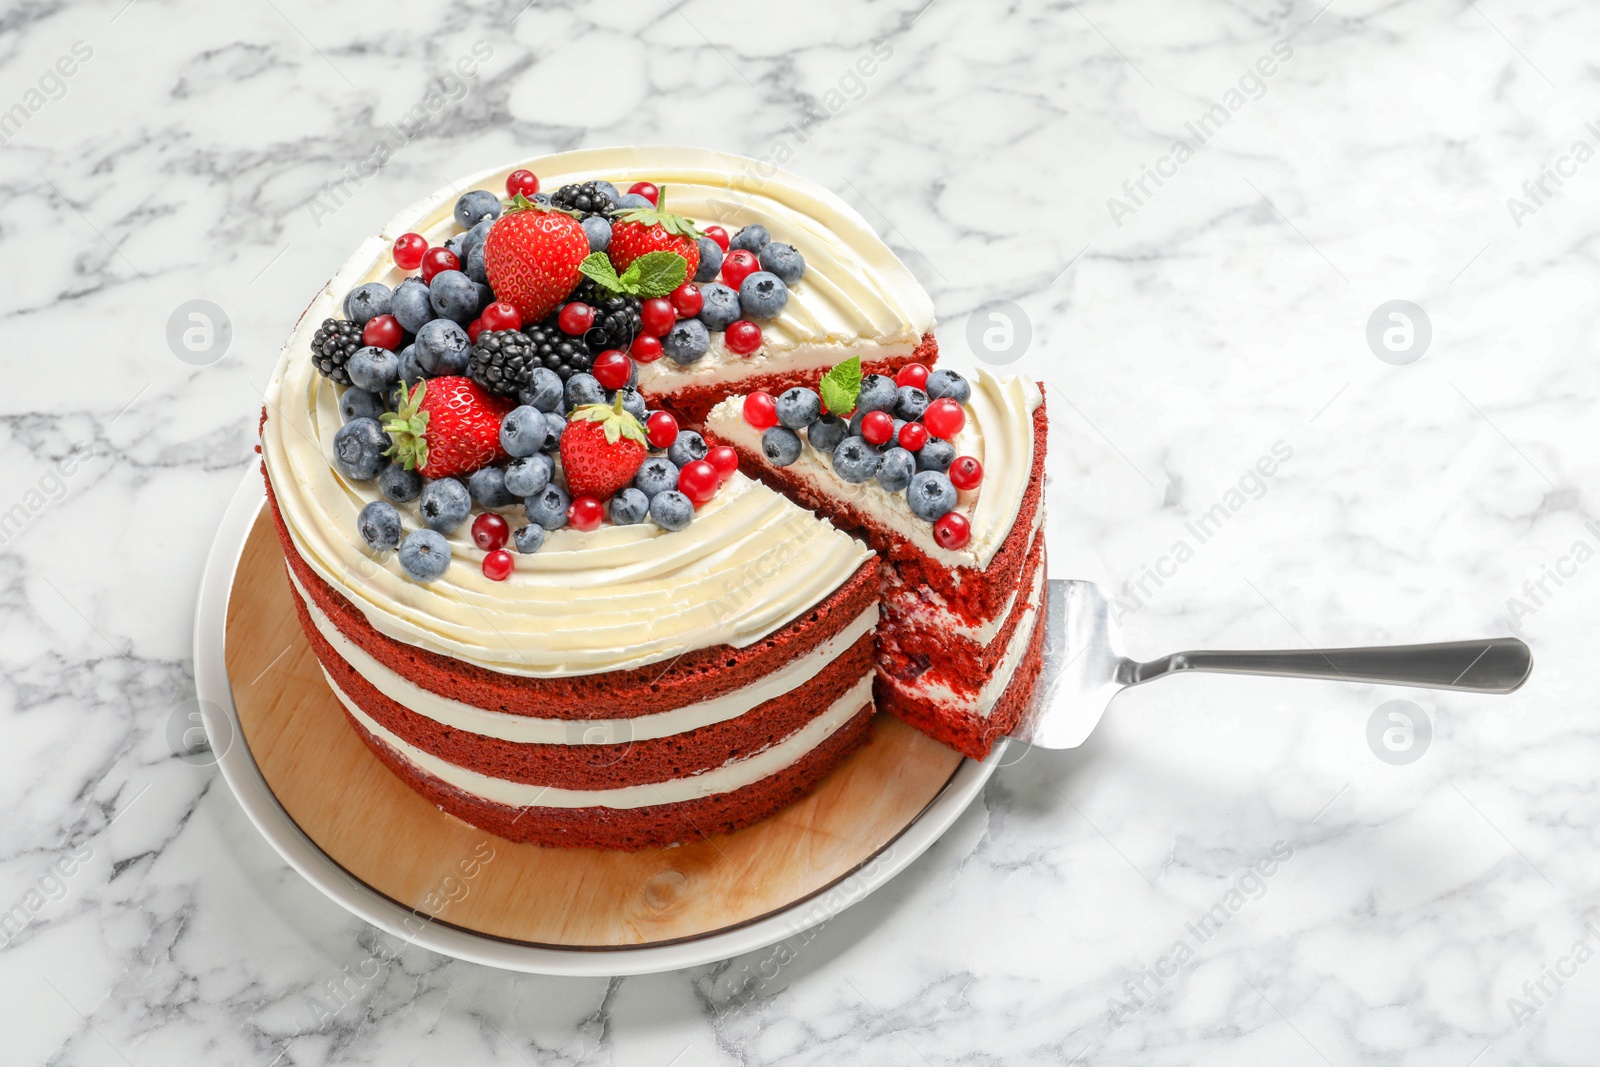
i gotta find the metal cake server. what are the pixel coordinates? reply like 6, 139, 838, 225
1013, 579, 1533, 750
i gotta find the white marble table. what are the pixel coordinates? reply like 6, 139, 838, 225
2, 0, 1595, 1062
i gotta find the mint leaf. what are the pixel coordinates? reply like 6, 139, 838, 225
624, 251, 688, 298
819, 357, 862, 416
578, 252, 623, 293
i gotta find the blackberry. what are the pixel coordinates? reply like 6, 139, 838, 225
550, 181, 615, 217
467, 330, 536, 398
567, 278, 643, 352
522, 321, 594, 382
310, 318, 363, 385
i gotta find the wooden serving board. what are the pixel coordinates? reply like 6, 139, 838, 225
224, 510, 965, 948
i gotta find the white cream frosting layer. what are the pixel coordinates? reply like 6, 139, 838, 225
886, 525, 1042, 644
705, 368, 1042, 571
291, 562, 877, 743
327, 670, 874, 810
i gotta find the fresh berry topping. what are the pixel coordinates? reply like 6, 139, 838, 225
925, 368, 972, 404
677, 459, 719, 506
483, 194, 590, 323
650, 490, 692, 530
506, 169, 540, 198
421, 247, 460, 283
455, 190, 503, 230
419, 477, 472, 532
550, 181, 616, 217
808, 414, 847, 454
776, 387, 821, 429
907, 470, 957, 521
381, 377, 514, 479
414, 319, 472, 376
558, 302, 595, 336
898, 421, 930, 452
348, 347, 400, 393
670, 283, 703, 319
949, 456, 984, 491
393, 233, 428, 271
758, 242, 806, 285
860, 409, 895, 447
344, 283, 392, 324
627, 181, 659, 205
468, 330, 537, 398
762, 427, 803, 467
697, 283, 740, 330
591, 349, 632, 390
724, 320, 762, 355
896, 363, 931, 390
721, 249, 759, 290
923, 398, 966, 440
311, 318, 363, 384
703, 224, 730, 251
567, 495, 604, 532
481, 301, 522, 332
482, 549, 515, 581
933, 511, 971, 550
399, 529, 451, 582
640, 297, 676, 337
738, 272, 788, 319
742, 391, 779, 430
629, 334, 663, 363
707, 444, 739, 481
472, 512, 510, 551
559, 393, 649, 500
608, 188, 701, 280
566, 278, 644, 350
730, 224, 770, 253
877, 447, 916, 491
466, 317, 487, 344
662, 319, 709, 364
646, 410, 679, 450
357, 500, 402, 550
525, 484, 570, 530
831, 436, 881, 483
513, 523, 546, 553
518, 320, 593, 381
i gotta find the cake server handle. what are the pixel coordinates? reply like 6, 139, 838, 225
1121, 637, 1532, 694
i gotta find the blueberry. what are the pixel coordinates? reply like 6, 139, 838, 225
339, 388, 384, 424
378, 464, 422, 503
512, 523, 546, 554
398, 529, 451, 581
332, 418, 390, 481
738, 272, 788, 320
831, 436, 881, 484
391, 278, 434, 333
344, 283, 391, 325
419, 477, 472, 533
348, 346, 401, 393
414, 319, 471, 375
518, 368, 564, 413
762, 427, 803, 467
634, 456, 679, 497
807, 414, 846, 454
468, 466, 517, 508
500, 406, 549, 458
856, 374, 898, 414
758, 241, 805, 285
454, 189, 502, 230
465, 243, 488, 285
565, 373, 605, 410
908, 470, 957, 521
730, 224, 770, 253
530, 192, 552, 207
525, 484, 570, 530
503, 453, 553, 497
397, 345, 425, 385
876, 447, 916, 492
668, 430, 708, 469
542, 412, 566, 450
429, 270, 479, 325
697, 283, 741, 331
444, 232, 470, 261
776, 387, 820, 430
592, 180, 621, 207
615, 192, 653, 210
663, 319, 710, 364
608, 487, 650, 525
462, 218, 494, 258
895, 386, 930, 422
582, 215, 612, 252
915, 439, 955, 473
694, 237, 724, 282
649, 490, 693, 531
357, 500, 402, 551
925, 369, 972, 404
616, 386, 647, 423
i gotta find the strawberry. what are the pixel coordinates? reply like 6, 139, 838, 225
560, 393, 648, 500
382, 377, 513, 480
483, 194, 590, 324
608, 187, 701, 281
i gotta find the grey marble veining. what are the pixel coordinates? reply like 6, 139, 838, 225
1, 0, 1596, 1062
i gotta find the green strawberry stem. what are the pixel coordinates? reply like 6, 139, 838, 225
569, 392, 647, 446
381, 381, 431, 470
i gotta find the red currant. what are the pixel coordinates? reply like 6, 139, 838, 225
898, 421, 929, 452
482, 549, 514, 581
645, 411, 679, 449
472, 512, 510, 551
724, 320, 762, 355
721, 249, 759, 289
933, 512, 971, 550
558, 302, 595, 336
703, 224, 730, 251
707, 445, 739, 482
742, 391, 778, 430
628, 181, 659, 205
923, 398, 966, 440
567, 496, 604, 532
506, 169, 540, 198
678, 460, 719, 505
640, 297, 675, 337
392, 233, 428, 271
896, 363, 930, 390
362, 314, 402, 350
949, 456, 984, 491
670, 283, 703, 319
481, 301, 521, 332
592, 349, 632, 390
466, 317, 487, 343
630, 334, 663, 363
860, 410, 895, 446
421, 247, 460, 283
